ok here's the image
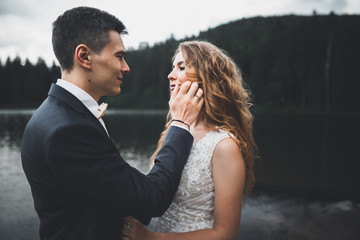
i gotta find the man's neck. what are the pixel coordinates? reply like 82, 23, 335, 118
61, 71, 100, 101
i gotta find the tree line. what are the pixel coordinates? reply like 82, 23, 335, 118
0, 13, 359, 112
0, 57, 59, 108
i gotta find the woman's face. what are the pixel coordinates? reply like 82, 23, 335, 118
168, 51, 196, 92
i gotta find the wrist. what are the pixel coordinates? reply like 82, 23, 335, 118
171, 119, 190, 130
146, 229, 157, 240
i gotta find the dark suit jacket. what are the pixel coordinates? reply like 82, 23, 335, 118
21, 84, 193, 240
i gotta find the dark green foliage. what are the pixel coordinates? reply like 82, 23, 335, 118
0, 57, 57, 108
195, 14, 360, 111
1, 13, 359, 111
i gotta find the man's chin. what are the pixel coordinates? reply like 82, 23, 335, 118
108, 88, 121, 96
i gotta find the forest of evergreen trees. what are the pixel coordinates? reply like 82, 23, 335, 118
0, 13, 359, 111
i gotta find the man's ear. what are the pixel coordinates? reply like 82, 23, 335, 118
75, 44, 92, 70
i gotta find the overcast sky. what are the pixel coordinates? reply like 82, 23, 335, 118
0, 0, 359, 65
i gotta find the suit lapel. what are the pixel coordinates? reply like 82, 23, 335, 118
48, 83, 86, 115
47, 84, 117, 151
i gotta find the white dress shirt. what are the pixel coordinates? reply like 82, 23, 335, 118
56, 79, 109, 136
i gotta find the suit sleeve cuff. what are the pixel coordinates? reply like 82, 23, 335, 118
169, 123, 190, 132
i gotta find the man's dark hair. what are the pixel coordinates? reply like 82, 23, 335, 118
52, 6, 127, 71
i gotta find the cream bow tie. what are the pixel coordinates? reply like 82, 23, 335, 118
97, 102, 108, 119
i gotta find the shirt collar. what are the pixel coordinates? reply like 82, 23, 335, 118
56, 79, 99, 117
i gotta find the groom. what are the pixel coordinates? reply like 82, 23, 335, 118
21, 6, 203, 240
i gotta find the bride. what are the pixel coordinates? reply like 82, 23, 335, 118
122, 41, 257, 239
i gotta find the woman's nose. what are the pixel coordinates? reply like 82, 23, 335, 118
168, 70, 176, 81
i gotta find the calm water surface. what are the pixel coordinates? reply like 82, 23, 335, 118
1, 109, 359, 240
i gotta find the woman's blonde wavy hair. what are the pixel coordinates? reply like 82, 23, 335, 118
150, 40, 257, 194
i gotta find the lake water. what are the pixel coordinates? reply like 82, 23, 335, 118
1, 109, 360, 240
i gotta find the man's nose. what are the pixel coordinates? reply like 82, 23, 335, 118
122, 60, 130, 73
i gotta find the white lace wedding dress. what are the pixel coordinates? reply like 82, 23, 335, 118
155, 129, 232, 232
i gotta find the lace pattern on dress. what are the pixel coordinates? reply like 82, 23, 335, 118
156, 129, 232, 233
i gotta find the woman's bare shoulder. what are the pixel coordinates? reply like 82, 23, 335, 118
212, 136, 244, 169
215, 137, 241, 156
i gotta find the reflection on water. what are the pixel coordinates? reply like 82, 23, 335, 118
1, 110, 359, 240
0, 111, 39, 240
254, 113, 360, 200
238, 191, 360, 239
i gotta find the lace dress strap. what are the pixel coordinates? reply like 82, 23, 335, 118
204, 129, 234, 164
